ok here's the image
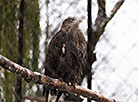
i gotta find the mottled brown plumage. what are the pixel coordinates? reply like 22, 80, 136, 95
44, 17, 87, 102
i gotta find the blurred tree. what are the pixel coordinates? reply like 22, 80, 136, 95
0, 0, 40, 101
23, 0, 40, 71
15, 0, 24, 102
0, 0, 19, 101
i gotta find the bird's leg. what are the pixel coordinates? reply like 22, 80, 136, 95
70, 81, 77, 98
55, 91, 63, 102
70, 80, 76, 88
43, 86, 50, 102
45, 90, 49, 102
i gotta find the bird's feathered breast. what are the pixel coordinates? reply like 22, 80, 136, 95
45, 26, 87, 85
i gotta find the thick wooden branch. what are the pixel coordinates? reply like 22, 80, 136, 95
0, 54, 115, 102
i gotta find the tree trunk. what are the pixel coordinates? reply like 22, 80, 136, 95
87, 0, 96, 102
15, 0, 24, 102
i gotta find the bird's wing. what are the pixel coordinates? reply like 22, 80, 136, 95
44, 30, 66, 77
63, 29, 87, 84
65, 28, 87, 62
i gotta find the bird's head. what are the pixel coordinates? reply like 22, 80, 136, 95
61, 16, 82, 31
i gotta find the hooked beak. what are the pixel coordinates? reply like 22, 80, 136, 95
78, 18, 83, 23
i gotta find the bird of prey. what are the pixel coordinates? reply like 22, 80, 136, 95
44, 16, 87, 102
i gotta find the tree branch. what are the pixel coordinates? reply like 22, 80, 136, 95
95, 0, 106, 28
0, 54, 115, 102
103, 0, 124, 28
94, 0, 125, 36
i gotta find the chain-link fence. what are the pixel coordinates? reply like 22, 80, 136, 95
40, 0, 138, 102
91, 0, 138, 102
0, 0, 138, 102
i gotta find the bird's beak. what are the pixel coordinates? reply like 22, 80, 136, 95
77, 17, 83, 23
79, 19, 83, 23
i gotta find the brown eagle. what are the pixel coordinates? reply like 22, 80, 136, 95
44, 17, 87, 102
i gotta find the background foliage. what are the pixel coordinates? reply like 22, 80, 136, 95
0, 0, 40, 101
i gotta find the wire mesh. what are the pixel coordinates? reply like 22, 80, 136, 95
92, 0, 138, 102
0, 0, 138, 102
39, 0, 138, 102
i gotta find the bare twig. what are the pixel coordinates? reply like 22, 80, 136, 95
94, 0, 125, 32
103, 0, 125, 28
91, 0, 125, 49
0, 54, 115, 102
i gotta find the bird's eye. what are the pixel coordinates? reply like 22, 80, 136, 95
71, 18, 75, 21
70, 19, 73, 21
